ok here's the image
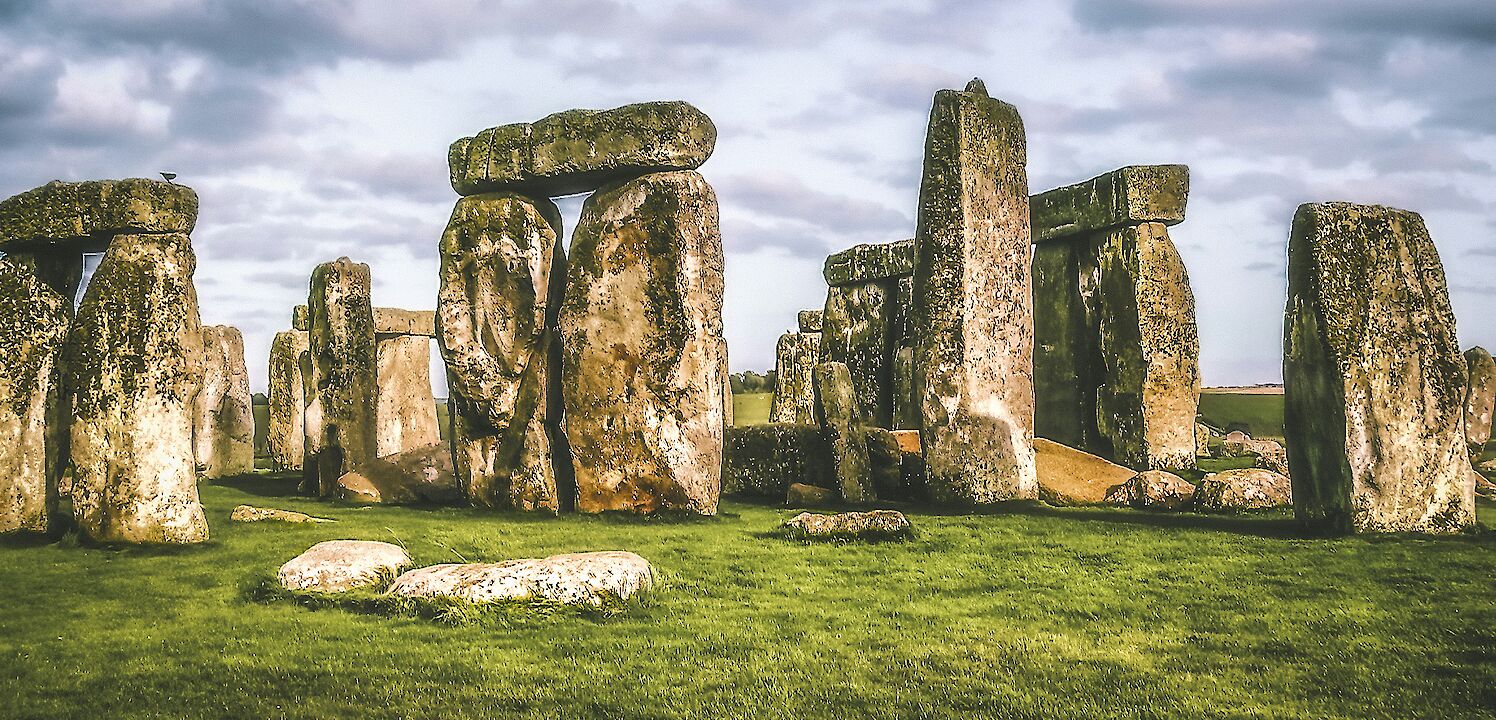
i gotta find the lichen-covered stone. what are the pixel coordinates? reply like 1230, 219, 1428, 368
890, 275, 919, 431
302, 257, 378, 497
437, 192, 563, 512
230, 505, 330, 523
1103, 470, 1194, 511
822, 238, 915, 287
560, 171, 725, 515
450, 101, 716, 197
267, 330, 308, 471
1034, 437, 1136, 506
291, 304, 308, 331
1284, 202, 1475, 534
1195, 423, 1213, 458
0, 259, 70, 535
1030, 165, 1188, 244
4, 247, 84, 306
277, 540, 412, 593
193, 325, 255, 479
1222, 433, 1289, 475
722, 423, 833, 497
372, 307, 436, 337
1462, 346, 1496, 452
375, 336, 440, 458
782, 510, 912, 540
768, 331, 819, 424
912, 80, 1037, 504
64, 233, 208, 544
814, 362, 874, 504
797, 309, 823, 333
0, 178, 198, 251
389, 551, 654, 608
335, 442, 461, 505
1194, 468, 1291, 512
820, 281, 892, 427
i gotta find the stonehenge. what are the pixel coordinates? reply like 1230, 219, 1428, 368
302, 257, 379, 496
0, 259, 70, 535
194, 325, 255, 479
768, 326, 820, 424
1462, 346, 1495, 453
267, 329, 308, 471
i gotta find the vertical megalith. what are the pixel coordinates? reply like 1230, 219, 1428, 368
437, 192, 563, 512
302, 257, 377, 497
820, 282, 892, 427
0, 259, 70, 535
65, 233, 208, 544
769, 330, 820, 424
1284, 202, 1475, 534
814, 362, 873, 504
912, 79, 1037, 504
375, 335, 440, 458
268, 330, 308, 471
193, 325, 255, 478
1462, 346, 1496, 453
560, 170, 726, 515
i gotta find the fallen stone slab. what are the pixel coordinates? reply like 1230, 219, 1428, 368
0, 178, 198, 251
781, 510, 912, 540
388, 551, 654, 608
823, 238, 916, 287
450, 101, 716, 197
231, 505, 331, 524
1194, 469, 1291, 512
1104, 470, 1195, 511
278, 540, 412, 593
335, 443, 461, 505
1030, 165, 1188, 244
1035, 438, 1136, 506
786, 483, 836, 507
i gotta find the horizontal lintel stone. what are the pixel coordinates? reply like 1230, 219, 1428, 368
1029, 165, 1188, 244
0, 178, 198, 251
293, 304, 433, 337
822, 238, 915, 287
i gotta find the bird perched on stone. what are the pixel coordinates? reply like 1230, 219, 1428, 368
160, 172, 177, 183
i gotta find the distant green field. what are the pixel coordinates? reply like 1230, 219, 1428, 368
1198, 392, 1285, 439
733, 392, 772, 426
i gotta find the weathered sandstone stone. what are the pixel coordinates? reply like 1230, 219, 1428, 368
302, 258, 378, 496
822, 238, 916, 287
193, 325, 255, 479
786, 483, 836, 506
277, 540, 412, 593
768, 331, 819, 424
560, 171, 725, 515
389, 551, 654, 608
267, 330, 308, 471
912, 79, 1037, 504
820, 282, 892, 427
230, 505, 330, 523
1103, 470, 1195, 511
890, 275, 919, 430
0, 259, 70, 535
335, 443, 461, 505
450, 101, 716, 197
0, 179, 197, 251
1222, 434, 1289, 475
1462, 346, 1496, 451
1195, 423, 1213, 458
722, 424, 833, 498
1284, 203, 1474, 533
4, 247, 84, 306
798, 309, 823, 333
64, 232, 208, 544
372, 307, 436, 337
815, 362, 874, 503
437, 191, 563, 511
291, 304, 308, 331
1030, 165, 1188, 244
1194, 469, 1291, 512
782, 510, 912, 540
375, 336, 440, 458
1034, 437, 1136, 506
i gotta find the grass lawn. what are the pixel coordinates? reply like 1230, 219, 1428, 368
1198, 392, 1285, 440
733, 391, 772, 426
1, 475, 1491, 719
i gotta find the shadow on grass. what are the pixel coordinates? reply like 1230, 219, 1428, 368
209, 472, 303, 498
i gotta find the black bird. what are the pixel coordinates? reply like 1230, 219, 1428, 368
160, 172, 177, 183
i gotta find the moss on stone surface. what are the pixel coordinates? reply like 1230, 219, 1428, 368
722, 423, 833, 497
1030, 165, 1188, 244
0, 179, 198, 251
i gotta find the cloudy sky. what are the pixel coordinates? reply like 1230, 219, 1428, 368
2, 0, 1495, 393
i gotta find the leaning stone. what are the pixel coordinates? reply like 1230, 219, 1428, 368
722, 424, 833, 498
768, 331, 820, 424
277, 540, 412, 593
1104, 470, 1195, 511
375, 335, 440, 458
335, 443, 461, 505
450, 101, 716, 197
1030, 165, 1189, 244
193, 325, 255, 479
1284, 203, 1475, 533
1462, 346, 1496, 452
822, 238, 916, 287
912, 79, 1037, 504
0, 259, 70, 535
389, 551, 654, 608
302, 258, 378, 497
0, 178, 197, 251
1034, 438, 1136, 506
64, 233, 208, 544
1194, 469, 1291, 512
230, 505, 330, 524
560, 171, 726, 515
814, 362, 874, 504
268, 330, 308, 471
820, 281, 892, 427
437, 191, 563, 512
797, 309, 823, 333
372, 307, 436, 337
782, 510, 912, 540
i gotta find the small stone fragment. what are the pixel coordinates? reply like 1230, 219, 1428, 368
230, 505, 330, 524
277, 540, 412, 593
781, 510, 912, 540
388, 551, 654, 608
1104, 470, 1195, 511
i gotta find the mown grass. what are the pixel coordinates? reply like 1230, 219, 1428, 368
1, 472, 1491, 719
1198, 392, 1285, 439
733, 391, 772, 426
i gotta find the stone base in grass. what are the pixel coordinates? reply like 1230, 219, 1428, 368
781, 510, 912, 540
388, 551, 654, 608
277, 540, 412, 593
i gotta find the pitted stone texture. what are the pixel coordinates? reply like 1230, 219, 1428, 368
823, 239, 916, 287
375, 336, 439, 458
769, 331, 820, 424
560, 171, 725, 515
0, 259, 70, 535
268, 330, 308, 471
797, 309, 823, 333
390, 551, 654, 608
814, 362, 874, 503
336, 442, 461, 505
1030, 165, 1188, 244
782, 510, 912, 539
1103, 470, 1195, 511
450, 101, 716, 197
64, 233, 208, 544
193, 325, 255, 479
1462, 346, 1496, 451
1194, 469, 1292, 512
821, 281, 892, 428
303, 258, 378, 496
1284, 203, 1475, 534
4, 248, 84, 306
722, 424, 834, 498
372, 308, 436, 337
437, 192, 562, 511
292, 304, 309, 331
231, 505, 330, 523
1034, 438, 1135, 506
912, 81, 1037, 504
277, 540, 412, 593
1222, 434, 1290, 475
0, 179, 197, 251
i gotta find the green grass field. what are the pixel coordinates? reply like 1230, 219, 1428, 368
1198, 392, 1285, 439
733, 392, 772, 426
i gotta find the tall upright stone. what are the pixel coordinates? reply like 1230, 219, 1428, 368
65, 233, 208, 544
820, 282, 891, 426
302, 257, 377, 497
193, 325, 255, 478
1284, 202, 1475, 534
437, 192, 564, 512
0, 260, 70, 535
912, 79, 1037, 504
1462, 346, 1496, 453
375, 336, 440, 458
813, 362, 873, 503
560, 170, 726, 515
769, 331, 820, 424
268, 330, 308, 471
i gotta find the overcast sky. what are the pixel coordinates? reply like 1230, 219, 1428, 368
2, 0, 1494, 393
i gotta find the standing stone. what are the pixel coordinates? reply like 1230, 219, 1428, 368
4, 248, 84, 307
302, 258, 377, 497
267, 330, 308, 471
814, 362, 873, 503
1462, 346, 1496, 452
769, 331, 820, 424
820, 282, 892, 426
1284, 202, 1475, 534
0, 260, 70, 534
560, 170, 725, 515
64, 233, 208, 544
798, 310, 823, 333
375, 336, 440, 458
437, 192, 563, 512
890, 274, 919, 430
1032, 238, 1097, 450
193, 325, 255, 478
912, 79, 1037, 504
